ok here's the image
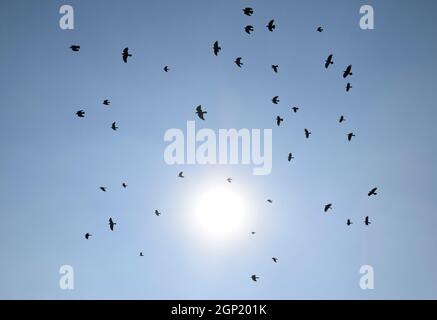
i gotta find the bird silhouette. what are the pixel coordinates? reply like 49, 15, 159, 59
100, 187, 107, 192
272, 65, 279, 73
272, 96, 280, 104
272, 257, 278, 263
325, 54, 334, 69
347, 132, 355, 141
76, 110, 85, 118
140, 252, 144, 257
109, 218, 116, 231
251, 231, 256, 235
304, 128, 311, 139
276, 116, 283, 126
154, 210, 161, 216
324, 203, 332, 212
85, 233, 91, 239
70, 45, 80, 52
267, 20, 276, 32
196, 105, 207, 120
235, 57, 243, 68
339, 115, 345, 123
164, 65, 170, 72
245, 25, 254, 34
178, 171, 184, 178
347, 219, 353, 226
368, 187, 378, 196
292, 106, 299, 113
111, 122, 118, 131
317, 26, 324, 32
364, 216, 371, 225
267, 199, 273, 203
227, 178, 232, 183
251, 275, 260, 282
288, 153, 294, 161
122, 183, 127, 188
346, 83, 353, 92
243, 7, 254, 16
122, 47, 132, 63
103, 99, 110, 106
213, 41, 221, 56
343, 65, 353, 78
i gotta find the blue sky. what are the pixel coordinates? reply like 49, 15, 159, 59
1, 0, 437, 299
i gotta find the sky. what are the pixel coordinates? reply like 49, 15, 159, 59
0, 0, 437, 299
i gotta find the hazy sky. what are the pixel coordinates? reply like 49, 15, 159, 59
1, 0, 437, 299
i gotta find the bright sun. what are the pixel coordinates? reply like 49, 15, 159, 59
192, 186, 248, 240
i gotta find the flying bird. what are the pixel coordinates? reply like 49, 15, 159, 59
76, 110, 85, 118
213, 41, 221, 56
103, 99, 110, 106
140, 252, 144, 257
100, 187, 107, 192
364, 216, 371, 226
70, 45, 80, 52
85, 233, 91, 239
251, 275, 259, 282
272, 257, 278, 263
346, 83, 353, 92
272, 65, 279, 73
339, 115, 345, 123
368, 187, 378, 197
347, 132, 355, 141
245, 25, 254, 34
304, 128, 311, 139
243, 7, 254, 16
325, 54, 334, 69
343, 65, 353, 78
178, 171, 184, 178
267, 20, 276, 32
108, 218, 116, 231
272, 96, 280, 104
234, 57, 243, 68
251, 231, 256, 235
122, 183, 127, 188
324, 203, 332, 212
317, 26, 324, 32
276, 116, 283, 126
164, 65, 170, 72
288, 153, 294, 161
122, 47, 132, 63
292, 106, 299, 113
154, 210, 161, 216
111, 122, 118, 131
196, 105, 207, 120
227, 178, 232, 183
267, 199, 273, 203
347, 219, 353, 226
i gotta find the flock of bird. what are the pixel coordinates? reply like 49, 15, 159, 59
70, 6, 378, 283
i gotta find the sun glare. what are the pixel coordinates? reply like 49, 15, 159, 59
192, 186, 248, 241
